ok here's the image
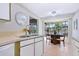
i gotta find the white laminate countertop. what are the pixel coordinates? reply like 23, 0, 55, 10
0, 31, 44, 47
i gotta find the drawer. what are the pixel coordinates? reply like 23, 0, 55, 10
35, 37, 43, 42
72, 43, 79, 56
72, 45, 78, 56
20, 44, 34, 56
0, 43, 14, 56
20, 39, 34, 47
0, 43, 14, 51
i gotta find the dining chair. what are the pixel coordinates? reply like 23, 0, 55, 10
46, 35, 51, 45
60, 35, 65, 47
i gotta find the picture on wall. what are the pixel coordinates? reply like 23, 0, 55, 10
74, 21, 75, 30
74, 19, 78, 30
76, 19, 78, 30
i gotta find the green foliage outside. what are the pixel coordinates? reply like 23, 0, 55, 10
54, 22, 63, 33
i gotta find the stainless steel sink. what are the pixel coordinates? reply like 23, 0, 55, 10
19, 34, 38, 38
19, 35, 30, 38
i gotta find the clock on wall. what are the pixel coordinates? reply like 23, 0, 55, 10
15, 12, 29, 26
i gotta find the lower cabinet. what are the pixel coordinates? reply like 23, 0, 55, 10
0, 43, 14, 56
72, 45, 79, 56
0, 37, 44, 56
72, 39, 79, 56
20, 44, 34, 56
35, 41, 43, 56
20, 37, 44, 56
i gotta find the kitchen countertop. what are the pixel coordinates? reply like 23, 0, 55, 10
0, 31, 44, 47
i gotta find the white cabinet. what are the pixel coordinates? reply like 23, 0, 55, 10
72, 39, 79, 56
20, 44, 34, 56
20, 37, 44, 56
72, 45, 79, 56
20, 39, 34, 56
0, 43, 14, 56
35, 37, 44, 56
20, 39, 34, 47
35, 41, 43, 56
0, 3, 10, 20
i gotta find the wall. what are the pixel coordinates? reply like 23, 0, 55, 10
0, 3, 39, 32
72, 11, 79, 40
38, 19, 44, 36
68, 18, 73, 42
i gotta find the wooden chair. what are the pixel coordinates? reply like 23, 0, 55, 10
60, 35, 65, 46
51, 35, 65, 46
46, 35, 51, 45
51, 35, 60, 45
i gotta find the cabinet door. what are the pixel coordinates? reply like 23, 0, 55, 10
72, 39, 79, 56
0, 3, 10, 20
0, 43, 14, 56
72, 45, 77, 56
72, 45, 79, 56
35, 41, 43, 56
20, 44, 34, 56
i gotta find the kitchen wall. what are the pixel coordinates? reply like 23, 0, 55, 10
0, 3, 39, 32
72, 10, 79, 40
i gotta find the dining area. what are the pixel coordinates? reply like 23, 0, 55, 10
45, 21, 68, 46
46, 32, 65, 45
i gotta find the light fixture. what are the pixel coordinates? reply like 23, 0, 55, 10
51, 11, 56, 16
52, 11, 56, 14
49, 11, 56, 16
48, 11, 56, 17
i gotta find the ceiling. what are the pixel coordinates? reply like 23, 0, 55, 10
21, 3, 79, 18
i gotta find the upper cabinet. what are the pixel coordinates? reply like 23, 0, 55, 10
0, 3, 10, 21
29, 18, 38, 35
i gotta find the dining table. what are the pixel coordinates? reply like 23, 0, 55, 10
50, 34, 64, 45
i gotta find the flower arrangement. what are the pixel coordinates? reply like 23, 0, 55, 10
23, 28, 29, 32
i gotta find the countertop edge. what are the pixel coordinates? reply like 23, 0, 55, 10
0, 35, 44, 47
